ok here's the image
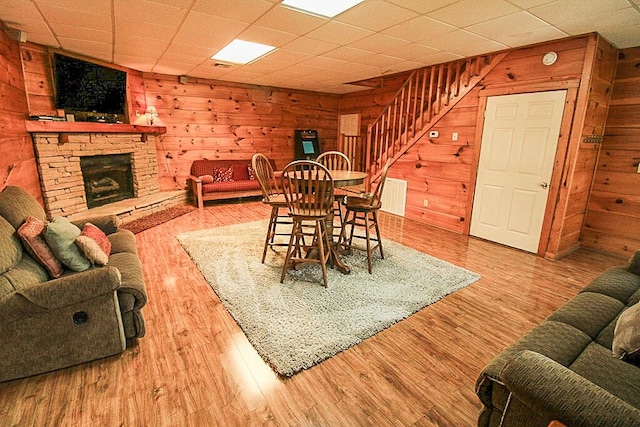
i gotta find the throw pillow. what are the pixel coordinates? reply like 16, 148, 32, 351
75, 236, 109, 266
44, 216, 91, 272
213, 166, 234, 183
247, 165, 256, 180
17, 215, 64, 278
626, 250, 640, 275
198, 174, 214, 184
80, 223, 111, 256
613, 302, 640, 362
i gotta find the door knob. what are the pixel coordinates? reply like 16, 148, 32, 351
540, 182, 549, 189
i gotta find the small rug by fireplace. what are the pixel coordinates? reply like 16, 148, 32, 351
122, 204, 196, 234
177, 220, 481, 376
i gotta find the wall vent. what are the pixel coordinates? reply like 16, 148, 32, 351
380, 178, 407, 217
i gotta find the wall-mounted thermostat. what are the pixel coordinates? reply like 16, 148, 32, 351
429, 130, 439, 138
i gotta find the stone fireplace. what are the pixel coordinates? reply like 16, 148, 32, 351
30, 131, 160, 217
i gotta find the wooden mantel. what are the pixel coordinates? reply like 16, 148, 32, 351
25, 120, 166, 134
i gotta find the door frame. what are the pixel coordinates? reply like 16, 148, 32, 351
465, 81, 580, 256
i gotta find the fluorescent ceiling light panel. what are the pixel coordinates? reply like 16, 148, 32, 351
281, 0, 364, 18
211, 39, 276, 64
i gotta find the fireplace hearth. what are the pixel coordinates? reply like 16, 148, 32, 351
80, 154, 134, 209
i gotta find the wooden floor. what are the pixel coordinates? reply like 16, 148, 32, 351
0, 201, 626, 426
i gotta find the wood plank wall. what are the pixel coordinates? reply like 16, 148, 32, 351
583, 46, 640, 257
141, 74, 340, 190
0, 28, 41, 201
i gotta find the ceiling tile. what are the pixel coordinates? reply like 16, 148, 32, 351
45, 23, 111, 44
347, 33, 410, 54
466, 11, 548, 40
11, 19, 59, 46
490, 25, 568, 48
382, 16, 456, 42
237, 25, 298, 47
419, 29, 489, 51
114, 0, 187, 26
282, 36, 340, 55
411, 50, 463, 66
336, 0, 418, 32
384, 0, 463, 14
265, 48, 313, 64
448, 39, 508, 57
381, 43, 438, 61
528, 0, 631, 25
253, 4, 326, 35
363, 53, 406, 68
58, 38, 111, 56
322, 46, 374, 62
192, 0, 275, 22
153, 61, 195, 75
427, 0, 520, 28
557, 7, 640, 48
141, 0, 193, 8
305, 21, 374, 45
36, 0, 111, 15
299, 55, 348, 70
506, 0, 556, 7
174, 11, 246, 49
1, 0, 46, 23
114, 54, 156, 72
115, 20, 174, 41
37, 4, 111, 32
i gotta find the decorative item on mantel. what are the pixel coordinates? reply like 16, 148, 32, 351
134, 106, 165, 126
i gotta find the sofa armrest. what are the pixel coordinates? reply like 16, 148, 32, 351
188, 174, 204, 209
71, 215, 120, 235
500, 350, 640, 427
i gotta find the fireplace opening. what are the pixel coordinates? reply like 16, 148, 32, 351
80, 154, 134, 209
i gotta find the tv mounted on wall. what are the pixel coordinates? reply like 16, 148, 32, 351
53, 53, 127, 122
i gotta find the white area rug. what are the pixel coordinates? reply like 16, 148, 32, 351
177, 220, 480, 376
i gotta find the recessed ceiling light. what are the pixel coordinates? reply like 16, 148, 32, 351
281, 0, 364, 18
211, 39, 276, 65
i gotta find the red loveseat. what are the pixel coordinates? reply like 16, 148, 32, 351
188, 158, 275, 209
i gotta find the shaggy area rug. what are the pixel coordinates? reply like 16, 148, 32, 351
177, 220, 480, 376
122, 204, 196, 234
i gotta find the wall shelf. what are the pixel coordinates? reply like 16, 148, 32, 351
25, 121, 166, 134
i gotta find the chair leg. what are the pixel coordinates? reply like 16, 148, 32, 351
316, 221, 328, 287
262, 206, 278, 263
364, 212, 373, 274
280, 220, 299, 283
372, 210, 384, 259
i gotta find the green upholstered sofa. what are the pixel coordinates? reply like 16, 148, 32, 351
476, 251, 640, 426
0, 186, 147, 382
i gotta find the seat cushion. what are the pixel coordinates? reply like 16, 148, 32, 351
547, 292, 625, 340
0, 186, 47, 230
202, 179, 261, 194
570, 342, 640, 408
581, 267, 640, 304
0, 216, 22, 276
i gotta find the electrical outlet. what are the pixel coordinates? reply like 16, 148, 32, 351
429, 130, 439, 138
423, 199, 429, 207
452, 131, 458, 142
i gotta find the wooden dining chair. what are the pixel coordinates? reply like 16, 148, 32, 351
280, 160, 335, 287
338, 161, 390, 274
252, 153, 291, 263
316, 151, 351, 236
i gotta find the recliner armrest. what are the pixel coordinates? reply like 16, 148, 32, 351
0, 267, 122, 322
500, 350, 640, 427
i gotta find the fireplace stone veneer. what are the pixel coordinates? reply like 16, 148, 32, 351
31, 132, 160, 217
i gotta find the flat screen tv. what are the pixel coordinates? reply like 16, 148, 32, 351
53, 53, 127, 117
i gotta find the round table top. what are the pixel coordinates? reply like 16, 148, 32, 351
328, 170, 367, 187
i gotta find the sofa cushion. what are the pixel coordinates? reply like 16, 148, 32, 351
0, 256, 48, 300
626, 250, 640, 275
613, 302, 640, 362
44, 216, 91, 272
17, 215, 64, 279
0, 216, 22, 276
570, 342, 640, 408
0, 186, 47, 230
581, 267, 640, 304
547, 292, 625, 340
202, 179, 261, 194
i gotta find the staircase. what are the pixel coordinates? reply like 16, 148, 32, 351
365, 52, 507, 183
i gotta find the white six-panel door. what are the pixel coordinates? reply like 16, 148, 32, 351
470, 90, 567, 253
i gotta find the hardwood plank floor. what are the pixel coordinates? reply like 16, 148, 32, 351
0, 201, 626, 426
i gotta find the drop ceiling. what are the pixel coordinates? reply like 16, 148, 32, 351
2, 0, 640, 94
